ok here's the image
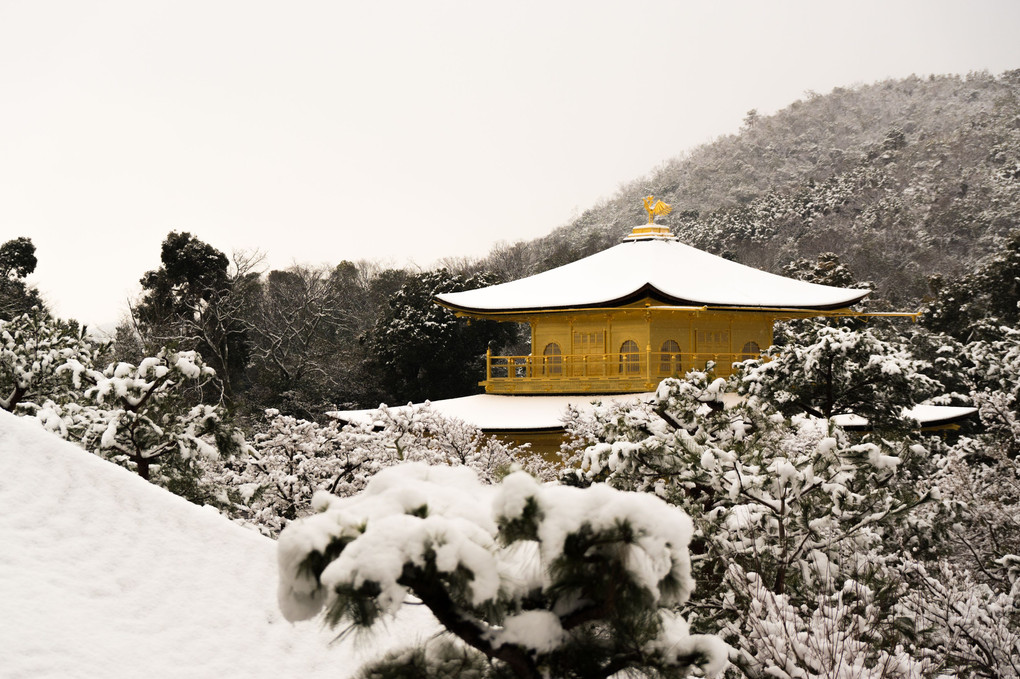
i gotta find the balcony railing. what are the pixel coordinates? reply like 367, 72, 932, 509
483, 350, 759, 394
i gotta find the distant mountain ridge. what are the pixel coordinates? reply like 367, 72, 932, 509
488, 71, 1020, 307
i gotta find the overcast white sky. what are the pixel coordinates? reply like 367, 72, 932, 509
3, 0, 1019, 328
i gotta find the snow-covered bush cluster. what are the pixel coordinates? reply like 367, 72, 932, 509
0, 310, 106, 413
7, 309, 1019, 677
964, 326, 1020, 457
741, 324, 939, 429
726, 563, 929, 679
35, 346, 249, 495
211, 403, 556, 536
560, 323, 1020, 677
0, 312, 246, 497
277, 463, 729, 679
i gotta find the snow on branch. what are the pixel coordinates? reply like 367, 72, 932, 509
277, 463, 729, 679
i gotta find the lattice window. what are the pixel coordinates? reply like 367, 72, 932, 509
695, 329, 730, 352
543, 342, 562, 375
659, 339, 681, 374
619, 339, 640, 375
572, 330, 605, 356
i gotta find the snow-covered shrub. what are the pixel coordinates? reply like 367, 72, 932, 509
571, 374, 937, 604
726, 563, 931, 679
230, 410, 380, 530
38, 349, 249, 494
925, 435, 1020, 590
278, 463, 729, 679
561, 371, 957, 676
0, 310, 106, 413
964, 327, 1020, 456
209, 410, 394, 535
216, 403, 556, 536
741, 323, 940, 430
367, 402, 554, 481
899, 559, 1020, 678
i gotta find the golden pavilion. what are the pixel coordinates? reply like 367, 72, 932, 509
436, 197, 869, 395
335, 197, 972, 453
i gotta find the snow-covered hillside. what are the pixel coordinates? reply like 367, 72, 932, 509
0, 410, 435, 679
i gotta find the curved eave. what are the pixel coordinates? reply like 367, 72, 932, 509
435, 284, 870, 318
434, 239, 874, 316
481, 425, 567, 434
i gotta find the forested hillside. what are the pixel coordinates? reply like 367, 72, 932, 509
498, 70, 1020, 307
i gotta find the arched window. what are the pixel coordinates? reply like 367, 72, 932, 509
740, 341, 761, 361
619, 339, 640, 375
659, 339, 681, 374
543, 342, 562, 375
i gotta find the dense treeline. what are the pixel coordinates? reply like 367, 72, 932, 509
2, 231, 524, 419
5, 271, 1019, 677
105, 232, 517, 419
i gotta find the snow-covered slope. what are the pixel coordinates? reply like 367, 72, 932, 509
0, 410, 434, 679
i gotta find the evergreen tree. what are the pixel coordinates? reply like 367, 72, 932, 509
277, 464, 729, 678
780, 251, 865, 290
365, 269, 518, 404
923, 229, 1020, 342
0, 311, 105, 413
0, 237, 44, 319
133, 231, 251, 405
40, 348, 248, 488
741, 322, 940, 429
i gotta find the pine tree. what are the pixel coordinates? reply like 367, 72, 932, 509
740, 322, 940, 430
277, 464, 729, 678
0, 237, 45, 319
366, 270, 518, 403
38, 349, 248, 492
0, 311, 105, 413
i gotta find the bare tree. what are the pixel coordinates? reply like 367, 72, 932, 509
243, 263, 362, 418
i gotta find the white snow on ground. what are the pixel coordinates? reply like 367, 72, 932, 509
0, 409, 436, 679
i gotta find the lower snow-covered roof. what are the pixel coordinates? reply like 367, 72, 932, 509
332, 393, 655, 432
436, 238, 870, 314
832, 404, 978, 430
333, 395, 976, 434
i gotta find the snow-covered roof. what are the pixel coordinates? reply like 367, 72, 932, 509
334, 395, 976, 434
0, 410, 436, 678
436, 237, 870, 314
832, 404, 978, 430
332, 392, 655, 431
